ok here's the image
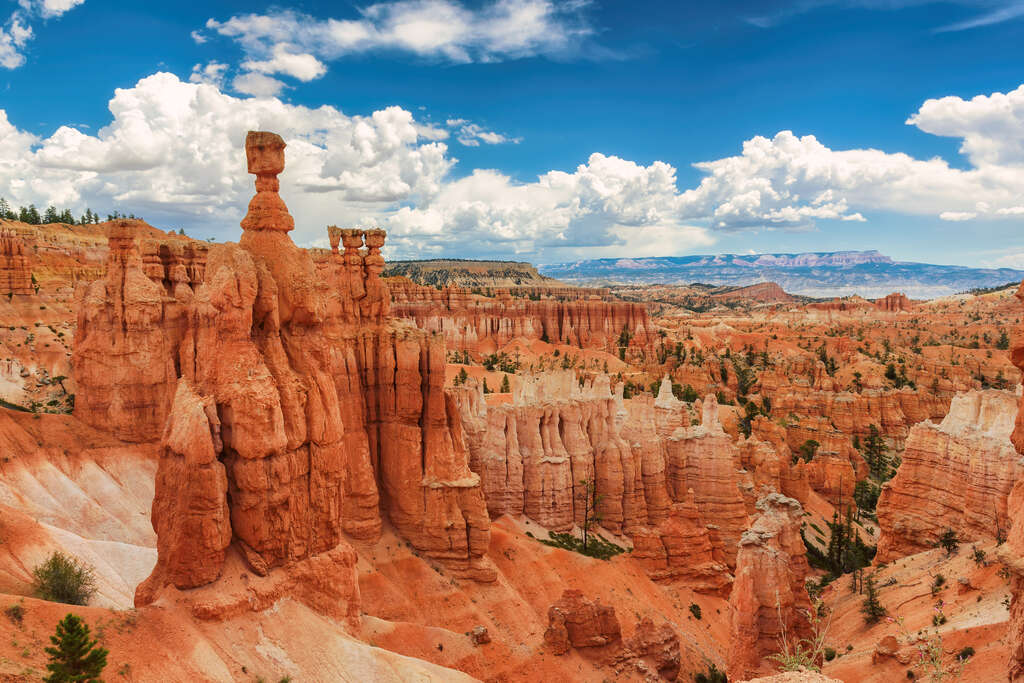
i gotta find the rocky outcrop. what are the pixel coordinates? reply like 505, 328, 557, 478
728, 494, 812, 680
611, 617, 682, 681
107, 131, 494, 605
1001, 281, 1024, 681
770, 387, 950, 449
0, 227, 33, 294
875, 292, 912, 312
629, 495, 732, 595
453, 371, 649, 534
544, 589, 621, 654
876, 390, 1022, 563
73, 221, 181, 442
388, 277, 654, 359
666, 395, 748, 568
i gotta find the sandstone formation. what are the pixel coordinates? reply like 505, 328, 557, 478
389, 277, 654, 359
84, 131, 497, 605
1001, 281, 1024, 681
728, 494, 812, 680
665, 395, 748, 568
611, 617, 682, 680
543, 589, 621, 654
0, 227, 33, 295
452, 373, 742, 589
876, 389, 1022, 562
875, 292, 912, 312
629, 495, 732, 595
72, 221, 181, 442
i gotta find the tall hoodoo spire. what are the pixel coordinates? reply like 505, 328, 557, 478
240, 131, 294, 233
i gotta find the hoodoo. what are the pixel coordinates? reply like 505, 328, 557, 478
89, 130, 499, 605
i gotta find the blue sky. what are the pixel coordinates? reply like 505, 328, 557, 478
1, 0, 1023, 267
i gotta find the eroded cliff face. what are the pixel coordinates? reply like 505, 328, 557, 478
876, 389, 1022, 563
1001, 282, 1024, 681
452, 374, 742, 590
388, 277, 655, 360
70, 132, 496, 607
728, 494, 812, 681
72, 223, 181, 443
0, 228, 33, 295
666, 395, 748, 568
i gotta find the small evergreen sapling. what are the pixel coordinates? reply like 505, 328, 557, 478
44, 613, 108, 683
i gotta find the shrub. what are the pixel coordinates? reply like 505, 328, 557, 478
536, 531, 625, 561
957, 646, 975, 661
694, 664, 727, 683
689, 603, 702, 620
937, 529, 959, 556
44, 613, 108, 683
824, 647, 837, 661
4, 603, 24, 624
971, 547, 987, 566
931, 574, 946, 596
32, 552, 97, 606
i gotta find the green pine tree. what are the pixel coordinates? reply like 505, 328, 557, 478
43, 613, 108, 683
862, 424, 889, 480
860, 575, 886, 624
500, 374, 511, 393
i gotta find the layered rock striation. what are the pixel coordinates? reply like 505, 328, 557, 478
0, 227, 33, 295
728, 494, 812, 680
70, 132, 496, 605
876, 389, 1022, 563
1000, 281, 1024, 681
388, 277, 654, 359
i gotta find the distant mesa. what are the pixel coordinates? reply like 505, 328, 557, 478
540, 250, 1024, 299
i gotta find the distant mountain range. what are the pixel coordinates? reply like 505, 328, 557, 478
538, 250, 1024, 298
383, 259, 558, 288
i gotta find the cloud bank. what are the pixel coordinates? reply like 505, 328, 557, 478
1, 75, 1024, 260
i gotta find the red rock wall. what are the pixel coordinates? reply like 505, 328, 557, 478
0, 228, 33, 295
876, 390, 1022, 563
1001, 282, 1024, 681
388, 278, 654, 359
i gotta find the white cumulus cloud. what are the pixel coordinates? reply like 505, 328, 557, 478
386, 153, 713, 258
445, 119, 521, 146
0, 72, 454, 248
201, 1, 597, 94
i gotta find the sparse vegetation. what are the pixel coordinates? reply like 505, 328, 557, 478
937, 529, 960, 556
32, 552, 97, 606
536, 531, 625, 560
860, 574, 886, 624
693, 664, 728, 683
769, 597, 833, 672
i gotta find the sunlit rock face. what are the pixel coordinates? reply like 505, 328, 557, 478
69, 131, 496, 606
876, 389, 1022, 563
